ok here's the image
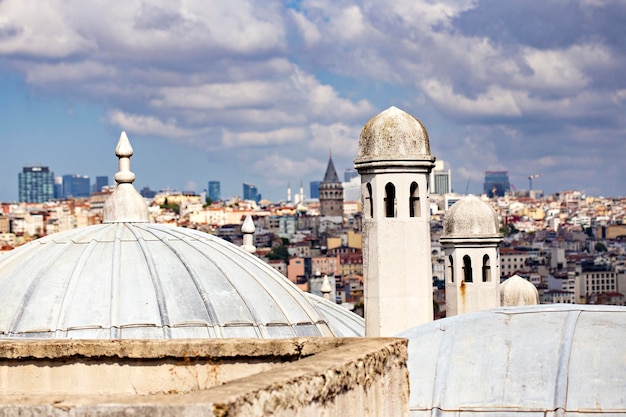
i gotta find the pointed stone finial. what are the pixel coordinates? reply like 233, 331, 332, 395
102, 132, 150, 223
241, 215, 256, 253
321, 274, 332, 300
114, 131, 136, 184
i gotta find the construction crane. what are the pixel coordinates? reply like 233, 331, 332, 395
528, 174, 542, 190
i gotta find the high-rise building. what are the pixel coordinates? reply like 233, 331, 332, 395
243, 183, 260, 203
430, 160, 451, 195
344, 168, 359, 182
94, 176, 109, 193
208, 181, 221, 202
18, 166, 55, 203
62, 174, 91, 199
319, 154, 343, 217
310, 181, 321, 199
483, 171, 510, 198
54, 176, 63, 199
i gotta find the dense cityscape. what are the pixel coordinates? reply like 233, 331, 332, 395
3, 157, 625, 316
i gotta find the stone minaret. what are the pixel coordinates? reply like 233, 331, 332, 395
440, 195, 503, 316
355, 106, 435, 336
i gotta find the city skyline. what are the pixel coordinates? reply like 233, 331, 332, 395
1, 1, 625, 202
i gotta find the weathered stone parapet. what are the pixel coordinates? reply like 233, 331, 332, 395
0, 337, 408, 417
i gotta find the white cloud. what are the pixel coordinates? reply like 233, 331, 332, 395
221, 127, 308, 147
252, 154, 325, 180
290, 10, 322, 47
108, 110, 201, 139
421, 80, 523, 117
25, 61, 117, 84
308, 123, 360, 157
0, 0, 92, 57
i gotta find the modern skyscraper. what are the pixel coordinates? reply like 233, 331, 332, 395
18, 166, 55, 203
483, 171, 510, 198
319, 154, 343, 217
62, 174, 91, 198
243, 183, 260, 202
208, 181, 221, 202
94, 176, 109, 193
430, 160, 452, 195
309, 181, 321, 199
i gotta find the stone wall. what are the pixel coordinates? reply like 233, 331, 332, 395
0, 337, 408, 417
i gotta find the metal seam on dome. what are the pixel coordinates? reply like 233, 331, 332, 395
135, 223, 220, 328
553, 309, 581, 411
305, 294, 364, 336
204, 234, 317, 330
430, 314, 457, 409
6, 239, 79, 336
127, 224, 172, 338
239, 247, 330, 331
109, 223, 125, 338
143, 224, 262, 338
54, 226, 113, 337
173, 224, 322, 334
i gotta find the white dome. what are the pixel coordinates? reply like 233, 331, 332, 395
400, 304, 626, 415
500, 274, 539, 306
0, 133, 364, 339
442, 195, 500, 238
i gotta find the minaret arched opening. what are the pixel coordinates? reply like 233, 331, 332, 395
409, 182, 420, 218
365, 182, 373, 218
482, 254, 491, 282
449, 255, 454, 283
463, 255, 473, 282
384, 182, 396, 218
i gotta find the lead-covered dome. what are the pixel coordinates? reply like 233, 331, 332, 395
0, 133, 364, 339
400, 304, 626, 415
442, 195, 500, 238
355, 106, 433, 164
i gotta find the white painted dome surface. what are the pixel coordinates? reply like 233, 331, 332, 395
0, 222, 364, 339
442, 195, 500, 238
0, 132, 364, 340
399, 304, 626, 415
356, 106, 432, 163
500, 274, 540, 306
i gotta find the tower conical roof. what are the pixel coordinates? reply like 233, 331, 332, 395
323, 154, 340, 183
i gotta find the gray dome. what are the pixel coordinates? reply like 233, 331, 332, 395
399, 304, 626, 415
0, 222, 362, 339
355, 106, 432, 163
0, 132, 364, 340
442, 195, 500, 238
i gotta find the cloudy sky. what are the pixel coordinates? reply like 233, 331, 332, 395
1, 0, 625, 202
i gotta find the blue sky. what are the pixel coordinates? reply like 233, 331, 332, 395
1, 0, 625, 202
